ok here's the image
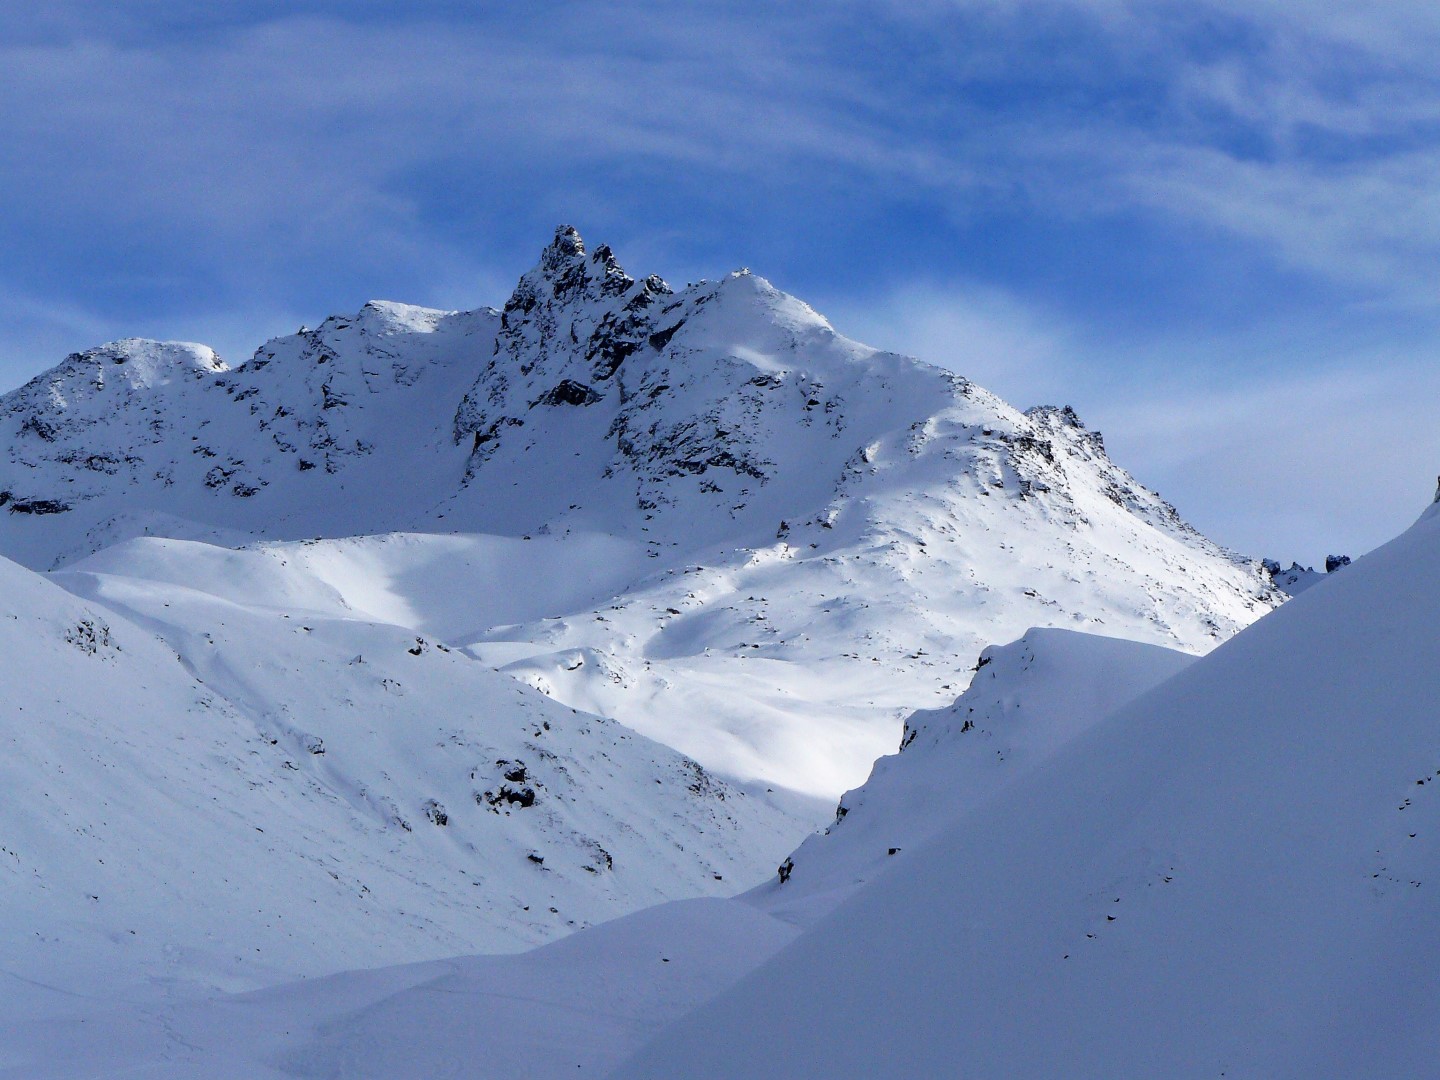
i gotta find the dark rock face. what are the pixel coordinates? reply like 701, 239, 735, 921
449, 226, 783, 511
452, 225, 672, 457
1262, 558, 1326, 598
64, 618, 115, 655
489, 785, 537, 808
1325, 554, 1352, 574
502, 762, 528, 783
535, 380, 601, 408
3, 493, 71, 515
483, 760, 539, 809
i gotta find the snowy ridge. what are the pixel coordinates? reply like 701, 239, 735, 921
1265, 557, 1327, 595
758, 628, 1196, 920
0, 338, 224, 520
0, 225, 1267, 584
0, 302, 493, 568
443, 227, 1250, 562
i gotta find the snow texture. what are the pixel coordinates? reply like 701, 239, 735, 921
0, 547, 815, 1002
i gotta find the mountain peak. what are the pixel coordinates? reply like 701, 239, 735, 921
541, 223, 586, 269
506, 225, 650, 319
11, 338, 225, 404
0, 229, 1283, 799
533, 224, 641, 290
79, 337, 224, 375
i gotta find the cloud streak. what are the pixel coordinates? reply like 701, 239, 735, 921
4, 3, 1438, 305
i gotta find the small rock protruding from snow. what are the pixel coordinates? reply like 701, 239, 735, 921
1263, 558, 1325, 597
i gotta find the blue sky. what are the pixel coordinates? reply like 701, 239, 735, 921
3, 1, 1438, 563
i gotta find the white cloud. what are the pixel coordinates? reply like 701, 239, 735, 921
4, 3, 1437, 311
1096, 354, 1440, 563
819, 283, 1082, 408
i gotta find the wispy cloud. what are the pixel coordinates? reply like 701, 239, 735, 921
1098, 352, 1440, 563
4, 3, 1437, 305
818, 283, 1083, 409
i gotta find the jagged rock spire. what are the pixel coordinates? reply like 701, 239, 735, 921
454, 227, 676, 452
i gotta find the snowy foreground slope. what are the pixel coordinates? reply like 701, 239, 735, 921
2, 617, 1189, 1077
2, 227, 1280, 793
13, 486, 1421, 1077
0, 548, 814, 1003
763, 627, 1196, 920
617, 502, 1440, 1079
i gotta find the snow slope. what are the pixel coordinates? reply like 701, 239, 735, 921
0, 622, 1194, 1078
1, 897, 800, 1080
759, 627, 1196, 921
0, 547, 815, 1005
618, 499, 1440, 1079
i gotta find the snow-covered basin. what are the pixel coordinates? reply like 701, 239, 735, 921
1, 898, 798, 1080
70, 530, 655, 641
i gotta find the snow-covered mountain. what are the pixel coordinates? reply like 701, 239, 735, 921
1265, 557, 1326, 595
2, 226, 1406, 1078
2, 226, 1280, 794
0, 303, 495, 568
